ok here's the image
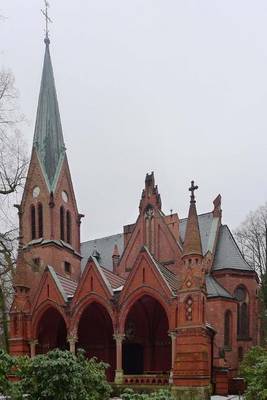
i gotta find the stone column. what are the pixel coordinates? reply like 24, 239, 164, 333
29, 339, 38, 358
67, 336, 78, 354
168, 331, 177, 384
113, 333, 125, 384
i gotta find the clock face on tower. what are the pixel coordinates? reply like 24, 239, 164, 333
32, 186, 40, 198
62, 191, 68, 203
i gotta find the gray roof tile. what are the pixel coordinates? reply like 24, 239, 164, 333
206, 275, 233, 299
81, 233, 123, 272
179, 212, 215, 255
212, 225, 253, 272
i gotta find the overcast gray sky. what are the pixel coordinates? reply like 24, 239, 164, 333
1, 0, 267, 241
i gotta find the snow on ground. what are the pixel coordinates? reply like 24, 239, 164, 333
110, 397, 243, 400
211, 396, 243, 400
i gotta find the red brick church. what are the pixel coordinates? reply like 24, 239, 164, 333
9, 36, 260, 399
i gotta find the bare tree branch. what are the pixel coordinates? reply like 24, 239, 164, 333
0, 68, 28, 350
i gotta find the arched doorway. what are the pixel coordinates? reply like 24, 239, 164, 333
36, 307, 67, 354
77, 302, 115, 381
123, 295, 171, 375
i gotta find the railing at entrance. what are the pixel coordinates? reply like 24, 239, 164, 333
123, 373, 169, 385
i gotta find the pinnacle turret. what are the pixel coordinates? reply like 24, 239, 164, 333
182, 181, 202, 258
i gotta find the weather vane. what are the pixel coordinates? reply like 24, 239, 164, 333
41, 0, 52, 43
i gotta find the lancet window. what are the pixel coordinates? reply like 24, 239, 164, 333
234, 286, 249, 339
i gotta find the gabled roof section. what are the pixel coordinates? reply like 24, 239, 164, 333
47, 266, 68, 302
156, 262, 180, 294
33, 40, 66, 190
56, 273, 78, 298
212, 225, 253, 272
206, 275, 233, 299
144, 247, 178, 295
101, 267, 125, 290
90, 256, 114, 296
81, 233, 123, 271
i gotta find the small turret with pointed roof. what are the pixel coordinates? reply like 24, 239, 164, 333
33, 32, 66, 190
182, 180, 202, 259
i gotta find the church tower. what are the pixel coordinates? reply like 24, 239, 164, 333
15, 34, 82, 295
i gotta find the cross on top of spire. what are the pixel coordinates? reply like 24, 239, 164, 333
189, 180, 198, 203
41, 0, 52, 45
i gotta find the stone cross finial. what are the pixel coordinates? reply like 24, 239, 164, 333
189, 180, 198, 203
41, 0, 52, 44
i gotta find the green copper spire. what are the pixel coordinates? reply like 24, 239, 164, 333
33, 39, 66, 190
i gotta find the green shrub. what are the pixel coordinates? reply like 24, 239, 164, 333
121, 388, 174, 400
0, 349, 15, 396
240, 346, 267, 400
16, 349, 111, 400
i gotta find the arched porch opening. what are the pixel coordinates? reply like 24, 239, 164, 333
36, 307, 67, 354
77, 302, 115, 381
122, 295, 171, 376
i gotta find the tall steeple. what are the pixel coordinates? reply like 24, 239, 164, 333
33, 35, 65, 190
16, 13, 82, 282
182, 180, 202, 258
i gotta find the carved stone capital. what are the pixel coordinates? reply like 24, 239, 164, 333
113, 333, 125, 343
168, 330, 177, 340
67, 335, 78, 344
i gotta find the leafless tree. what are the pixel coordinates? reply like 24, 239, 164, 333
0, 68, 28, 350
235, 204, 267, 340
235, 204, 267, 280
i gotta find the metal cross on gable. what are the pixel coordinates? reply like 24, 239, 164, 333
189, 180, 198, 203
41, 0, 52, 43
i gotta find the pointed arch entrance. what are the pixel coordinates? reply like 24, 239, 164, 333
36, 307, 67, 354
77, 302, 115, 381
122, 295, 171, 375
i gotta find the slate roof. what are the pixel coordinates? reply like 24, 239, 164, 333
33, 41, 66, 190
179, 212, 217, 255
80, 214, 251, 276
213, 225, 253, 272
156, 263, 180, 293
205, 275, 233, 299
56, 273, 78, 297
81, 233, 123, 272
101, 267, 125, 290
145, 248, 178, 295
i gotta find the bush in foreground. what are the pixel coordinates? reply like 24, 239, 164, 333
1, 349, 111, 400
0, 349, 15, 397
240, 346, 267, 400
